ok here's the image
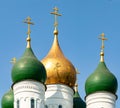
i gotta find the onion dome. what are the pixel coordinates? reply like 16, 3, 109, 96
1, 89, 14, 108
41, 7, 76, 88
11, 17, 46, 84
73, 81, 86, 108
85, 33, 118, 96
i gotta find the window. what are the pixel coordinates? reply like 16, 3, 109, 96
31, 99, 34, 108
58, 105, 62, 108
17, 100, 19, 108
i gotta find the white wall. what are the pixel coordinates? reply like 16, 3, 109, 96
13, 80, 46, 108
86, 92, 117, 108
45, 84, 74, 108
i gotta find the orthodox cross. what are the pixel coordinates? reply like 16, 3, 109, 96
76, 68, 80, 75
24, 16, 34, 48
75, 68, 80, 91
24, 16, 34, 35
98, 33, 107, 52
10, 57, 16, 64
76, 68, 80, 82
51, 7, 62, 29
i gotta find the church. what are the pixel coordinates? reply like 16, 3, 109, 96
1, 7, 118, 108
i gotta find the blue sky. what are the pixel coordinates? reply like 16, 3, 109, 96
0, 0, 119, 107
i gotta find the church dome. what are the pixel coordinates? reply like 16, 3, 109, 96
1, 89, 14, 108
12, 47, 46, 84
73, 84, 86, 108
41, 33, 76, 88
11, 17, 47, 84
85, 61, 118, 96
41, 8, 76, 88
85, 33, 118, 96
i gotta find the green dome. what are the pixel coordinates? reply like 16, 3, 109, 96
1, 89, 14, 108
11, 48, 47, 84
73, 91, 86, 108
85, 62, 118, 96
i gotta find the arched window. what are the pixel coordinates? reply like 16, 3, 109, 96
17, 100, 19, 108
31, 99, 34, 108
58, 105, 62, 108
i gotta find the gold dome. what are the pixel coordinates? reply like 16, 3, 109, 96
41, 32, 76, 88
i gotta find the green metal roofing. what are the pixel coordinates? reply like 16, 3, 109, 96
85, 62, 118, 96
73, 91, 86, 108
11, 48, 47, 84
1, 89, 14, 108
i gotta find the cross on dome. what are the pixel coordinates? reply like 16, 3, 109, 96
98, 33, 107, 62
10, 57, 16, 64
51, 7, 62, 31
24, 16, 34, 35
74, 68, 80, 92
98, 33, 107, 52
24, 16, 34, 48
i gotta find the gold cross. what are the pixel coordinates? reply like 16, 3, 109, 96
10, 57, 16, 64
98, 33, 107, 51
74, 68, 80, 91
24, 16, 34, 35
75, 68, 80, 82
51, 7, 62, 29
76, 68, 80, 74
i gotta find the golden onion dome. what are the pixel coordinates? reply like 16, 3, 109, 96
41, 7, 76, 88
41, 31, 76, 87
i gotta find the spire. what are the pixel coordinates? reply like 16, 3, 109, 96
24, 16, 34, 48
98, 33, 107, 62
51, 7, 62, 35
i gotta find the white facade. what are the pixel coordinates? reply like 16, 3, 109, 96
45, 84, 74, 108
85, 92, 117, 108
13, 80, 46, 108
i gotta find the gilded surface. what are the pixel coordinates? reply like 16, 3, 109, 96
41, 7, 76, 88
41, 35, 76, 88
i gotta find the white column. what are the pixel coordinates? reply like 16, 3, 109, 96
86, 92, 117, 108
13, 80, 45, 108
45, 84, 74, 108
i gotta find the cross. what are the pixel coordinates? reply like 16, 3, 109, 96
10, 57, 16, 64
74, 68, 80, 91
50, 7, 62, 29
75, 68, 80, 82
98, 33, 107, 51
24, 16, 34, 35
76, 68, 80, 75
